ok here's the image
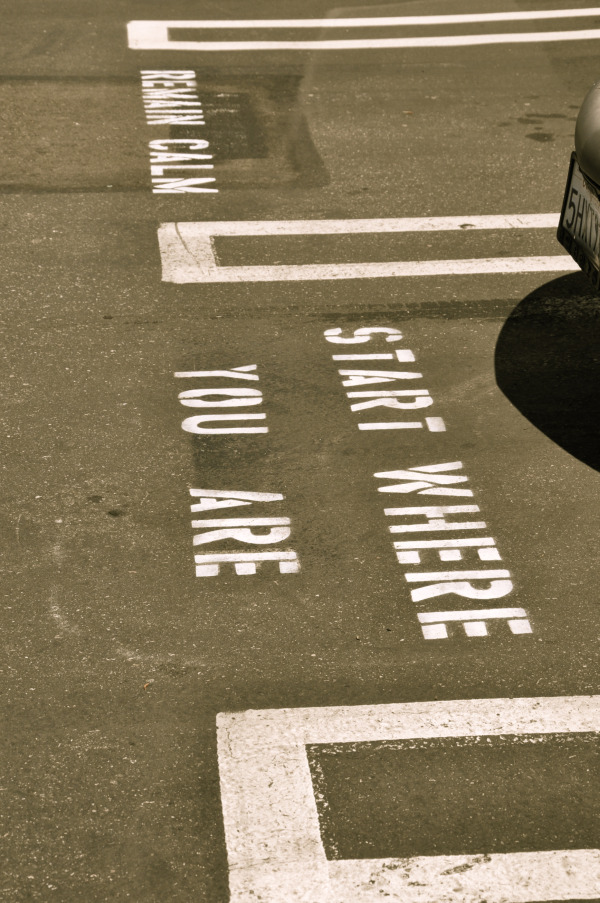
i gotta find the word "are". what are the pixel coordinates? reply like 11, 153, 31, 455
189, 489, 299, 577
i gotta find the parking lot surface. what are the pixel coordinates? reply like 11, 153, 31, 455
1, 2, 600, 901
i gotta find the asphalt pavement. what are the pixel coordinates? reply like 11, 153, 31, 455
1, 1, 600, 901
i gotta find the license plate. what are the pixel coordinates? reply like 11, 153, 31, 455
557, 152, 600, 288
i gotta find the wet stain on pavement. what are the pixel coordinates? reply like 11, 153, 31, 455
176, 73, 329, 189
526, 132, 554, 142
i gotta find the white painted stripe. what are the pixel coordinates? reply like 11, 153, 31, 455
159, 256, 576, 281
175, 368, 258, 379
390, 521, 488, 532
510, 618, 534, 634
194, 551, 297, 562
385, 506, 480, 514
332, 353, 395, 360
131, 31, 600, 51
418, 608, 526, 622
340, 369, 421, 380
131, 11, 600, 28
328, 852, 600, 902
129, 20, 600, 51
349, 390, 431, 397
394, 538, 496, 548
335, 350, 416, 361
357, 417, 445, 431
188, 488, 279, 500
217, 697, 600, 902
425, 416, 446, 432
158, 219, 575, 284
405, 569, 510, 581
165, 215, 559, 236
359, 421, 424, 430
161, 251, 573, 281
191, 518, 290, 528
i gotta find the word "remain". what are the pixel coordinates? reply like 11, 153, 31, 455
140, 70, 217, 193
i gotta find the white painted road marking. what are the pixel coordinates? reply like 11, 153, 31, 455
163, 213, 561, 237
128, 12, 600, 51
217, 696, 600, 902
195, 549, 299, 576
358, 417, 446, 431
175, 365, 270, 433
326, 853, 600, 901
418, 607, 531, 639
131, 11, 600, 29
371, 461, 524, 637
158, 216, 576, 283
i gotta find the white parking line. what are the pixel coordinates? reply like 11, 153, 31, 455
157, 217, 576, 284
217, 696, 600, 902
131, 10, 600, 29
128, 12, 600, 51
165, 215, 560, 235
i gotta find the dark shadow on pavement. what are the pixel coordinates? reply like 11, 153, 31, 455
495, 272, 600, 472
